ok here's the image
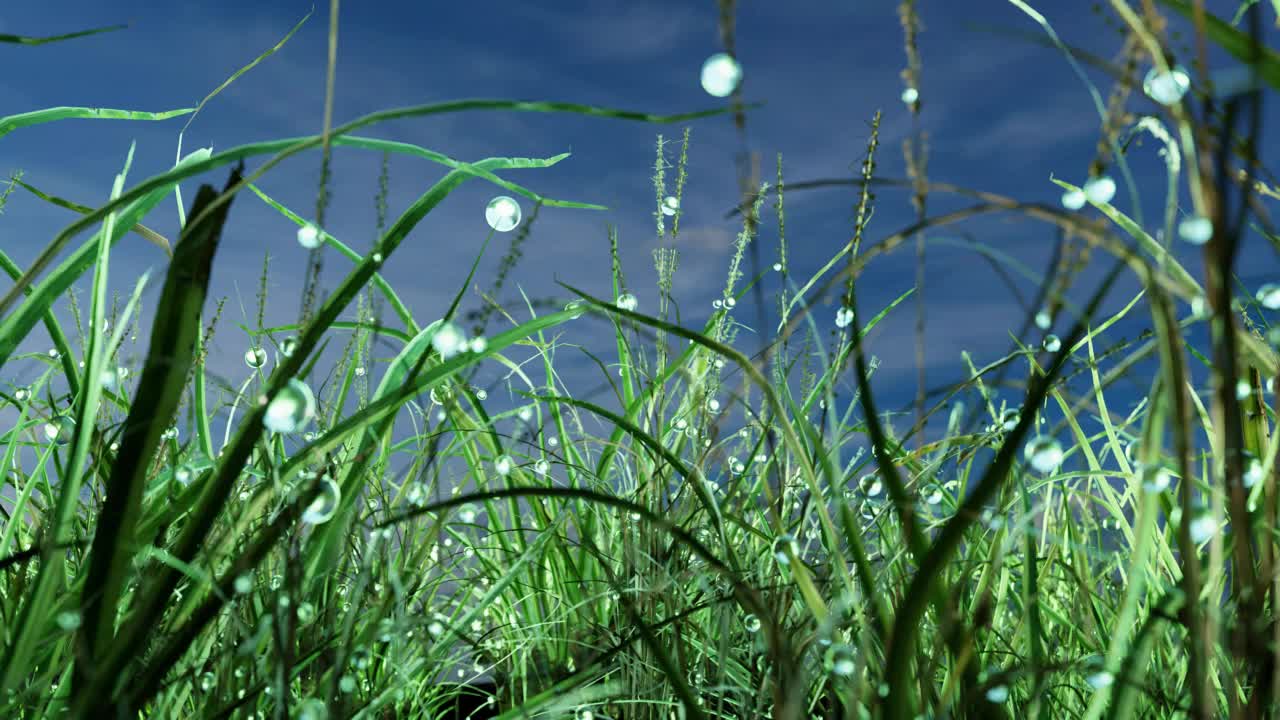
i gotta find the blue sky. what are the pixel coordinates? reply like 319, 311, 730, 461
3, 1, 1280, 474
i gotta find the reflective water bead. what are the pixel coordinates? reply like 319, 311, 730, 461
470, 336, 488, 353
281, 336, 299, 357
565, 299, 587, 319
700, 53, 743, 98
1237, 378, 1252, 400
616, 293, 638, 311
485, 196, 521, 232
44, 415, 74, 445
901, 87, 919, 104
1188, 512, 1217, 544
1244, 457, 1263, 489
1083, 175, 1116, 204
824, 644, 856, 677
1061, 189, 1086, 210
773, 534, 798, 564
56, 610, 82, 631
263, 379, 316, 434
1043, 334, 1061, 353
985, 685, 1009, 703
244, 347, 267, 368
534, 459, 550, 474
835, 307, 854, 329
742, 612, 762, 633
772, 262, 783, 272
1256, 283, 1280, 310
1143, 64, 1191, 105
457, 503, 479, 524
297, 222, 322, 249
14, 388, 29, 402
494, 454, 514, 476
1035, 308, 1052, 329
1141, 465, 1172, 493
1024, 435, 1064, 473
431, 321, 468, 360
1086, 671, 1114, 690
301, 475, 340, 524
1179, 215, 1213, 245
662, 195, 680, 216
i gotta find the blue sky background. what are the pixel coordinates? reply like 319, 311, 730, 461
3, 1, 1280, 481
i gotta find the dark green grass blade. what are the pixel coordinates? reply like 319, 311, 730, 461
0, 23, 128, 45
75, 163, 242, 687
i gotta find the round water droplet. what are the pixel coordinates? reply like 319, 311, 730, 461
700, 53, 743, 98
772, 262, 783, 272
1179, 215, 1213, 245
431, 321, 467, 360
985, 685, 1009, 703
712, 299, 722, 310
1024, 435, 1064, 473
1256, 283, 1280, 310
14, 388, 29, 402
1061, 189, 1086, 210
662, 195, 680, 216
263, 379, 316, 434
470, 336, 487, 353
900, 87, 919, 104
244, 347, 267, 369
1143, 64, 1191, 105
200, 672, 216, 692
281, 337, 299, 358
302, 475, 340, 524
485, 196, 522, 232
371, 252, 383, 264
725, 297, 736, 308
235, 574, 253, 594
1083, 176, 1116, 204
494, 454, 513, 476
1141, 465, 1172, 493
706, 397, 721, 413
1189, 512, 1217, 544
565, 299, 587, 319
535, 459, 550, 474
1043, 334, 1061, 353
56, 610, 82, 631
430, 386, 452, 405
1086, 671, 1114, 690
297, 223, 322, 249
616, 293, 638, 311
44, 415, 74, 445
175, 464, 193, 484
1237, 378, 1253, 400
835, 307, 854, 329
999, 408, 1020, 431
742, 613, 761, 633
824, 643, 856, 677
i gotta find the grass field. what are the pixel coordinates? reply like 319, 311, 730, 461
2, 1, 1280, 718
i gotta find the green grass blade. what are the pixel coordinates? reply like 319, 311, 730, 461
0, 23, 129, 45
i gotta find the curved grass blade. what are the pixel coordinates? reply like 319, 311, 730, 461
75, 163, 241, 689
0, 106, 194, 141
12, 177, 172, 256
0, 23, 129, 46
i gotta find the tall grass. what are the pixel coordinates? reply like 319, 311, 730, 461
2, 1, 1280, 719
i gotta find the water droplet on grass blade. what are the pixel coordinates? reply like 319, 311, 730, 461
494, 454, 514, 476
616, 293, 638, 311
1143, 65, 1191, 105
1043, 334, 1061, 352
44, 415, 74, 445
302, 475, 340, 524
700, 53, 742, 98
835, 307, 854, 328
297, 222, 322, 249
1024, 436, 1064, 473
662, 195, 680, 216
56, 610, 81, 631
281, 337, 299, 357
1083, 175, 1116, 204
431, 321, 467, 360
901, 87, 919, 104
1256, 283, 1280, 310
742, 613, 761, 633
1179, 215, 1213, 245
824, 644, 856, 677
985, 685, 1009, 703
1061, 189, 1086, 210
1189, 512, 1217, 544
485, 196, 521, 232
263, 379, 316, 434
244, 347, 267, 368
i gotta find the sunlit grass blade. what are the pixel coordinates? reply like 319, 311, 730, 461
0, 23, 129, 45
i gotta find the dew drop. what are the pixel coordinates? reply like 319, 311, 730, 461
1142, 465, 1172, 493
772, 534, 798, 565
662, 195, 680, 216
301, 475, 340, 525
494, 454, 514, 476
1035, 309, 1052, 330
1143, 65, 1191, 105
700, 53, 743, 98
1189, 512, 1217, 544
14, 388, 29, 402
1179, 215, 1213, 245
431, 321, 468, 360
457, 503, 479, 524
742, 612, 761, 633
900, 87, 919, 104
244, 347, 267, 369
1086, 671, 1114, 690
1024, 435, 1064, 473
1061, 189, 1086, 210
535, 459, 550, 474
835, 307, 854, 329
263, 379, 316, 434
44, 415, 74, 445
824, 643, 856, 677
772, 262, 783, 272
297, 223, 322, 250
565, 299, 587, 319
616, 293, 638, 311
1256, 283, 1280, 310
985, 685, 1009, 703
1083, 176, 1116, 204
485, 196, 521, 232
56, 610, 82, 631
1043, 334, 1062, 353
281, 337, 299, 358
